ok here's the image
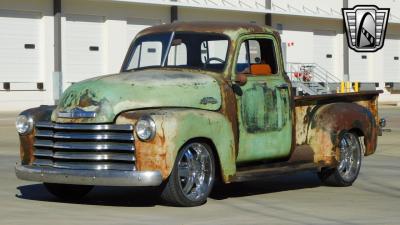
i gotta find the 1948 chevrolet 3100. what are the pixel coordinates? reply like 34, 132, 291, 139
15, 22, 384, 206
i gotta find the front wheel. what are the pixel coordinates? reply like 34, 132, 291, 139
318, 132, 362, 186
44, 183, 93, 200
161, 142, 215, 207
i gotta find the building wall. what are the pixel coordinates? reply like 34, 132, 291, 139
272, 15, 344, 79
0, 0, 54, 111
61, 0, 170, 89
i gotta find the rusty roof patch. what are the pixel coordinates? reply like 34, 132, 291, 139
137, 21, 275, 38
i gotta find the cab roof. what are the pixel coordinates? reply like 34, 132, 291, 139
137, 21, 278, 39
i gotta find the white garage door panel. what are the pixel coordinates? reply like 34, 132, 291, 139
127, 18, 161, 47
0, 10, 41, 82
349, 51, 371, 81
383, 38, 400, 82
64, 15, 105, 83
313, 30, 336, 78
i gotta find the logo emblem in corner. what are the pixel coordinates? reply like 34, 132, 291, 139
58, 108, 96, 118
342, 5, 390, 52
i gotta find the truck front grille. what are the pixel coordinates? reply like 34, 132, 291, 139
33, 122, 136, 171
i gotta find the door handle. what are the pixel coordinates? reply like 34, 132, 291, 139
276, 83, 289, 89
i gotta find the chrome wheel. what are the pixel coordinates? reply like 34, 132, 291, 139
337, 133, 361, 182
318, 132, 362, 187
177, 143, 214, 201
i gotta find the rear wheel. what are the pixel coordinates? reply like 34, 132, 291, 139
161, 142, 215, 207
318, 132, 362, 186
44, 183, 93, 200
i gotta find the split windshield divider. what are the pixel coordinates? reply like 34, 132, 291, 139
162, 32, 175, 67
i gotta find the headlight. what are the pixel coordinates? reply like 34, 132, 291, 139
16, 115, 34, 135
135, 115, 156, 141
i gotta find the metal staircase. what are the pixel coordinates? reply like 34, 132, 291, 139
286, 63, 341, 95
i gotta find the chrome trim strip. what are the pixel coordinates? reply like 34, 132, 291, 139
36, 130, 54, 138
35, 141, 135, 152
52, 132, 134, 141
53, 142, 135, 151
16, 165, 162, 186
36, 122, 133, 131
34, 149, 53, 157
34, 140, 53, 148
52, 152, 135, 162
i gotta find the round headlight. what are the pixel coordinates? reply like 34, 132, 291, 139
135, 116, 156, 141
16, 115, 34, 135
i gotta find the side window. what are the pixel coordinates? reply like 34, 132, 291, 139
236, 38, 278, 75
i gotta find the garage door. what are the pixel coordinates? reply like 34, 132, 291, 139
126, 18, 161, 47
313, 30, 337, 78
0, 10, 41, 82
64, 15, 105, 84
349, 51, 371, 82
383, 37, 400, 82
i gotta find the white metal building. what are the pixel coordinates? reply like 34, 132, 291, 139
0, 0, 400, 111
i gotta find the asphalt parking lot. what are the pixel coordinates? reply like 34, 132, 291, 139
0, 108, 399, 225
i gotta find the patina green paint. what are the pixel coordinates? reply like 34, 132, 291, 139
232, 34, 292, 162
116, 109, 236, 182
52, 70, 222, 123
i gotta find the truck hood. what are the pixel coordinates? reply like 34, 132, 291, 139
52, 69, 222, 123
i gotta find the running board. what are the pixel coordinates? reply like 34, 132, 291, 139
231, 162, 318, 183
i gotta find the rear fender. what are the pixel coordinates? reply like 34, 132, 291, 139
307, 102, 377, 166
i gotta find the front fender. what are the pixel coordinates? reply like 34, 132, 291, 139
18, 105, 56, 165
307, 102, 377, 166
116, 109, 236, 182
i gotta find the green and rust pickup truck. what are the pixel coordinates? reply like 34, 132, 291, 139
15, 22, 384, 206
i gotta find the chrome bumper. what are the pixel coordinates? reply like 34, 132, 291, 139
15, 165, 163, 187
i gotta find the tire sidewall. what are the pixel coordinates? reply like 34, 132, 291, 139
335, 132, 362, 185
170, 142, 216, 206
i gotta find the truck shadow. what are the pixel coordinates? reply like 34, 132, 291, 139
16, 171, 321, 207
210, 171, 322, 200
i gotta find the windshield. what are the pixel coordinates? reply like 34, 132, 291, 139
124, 32, 229, 72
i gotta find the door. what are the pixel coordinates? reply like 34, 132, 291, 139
63, 14, 105, 86
313, 30, 336, 77
234, 35, 292, 163
0, 10, 41, 82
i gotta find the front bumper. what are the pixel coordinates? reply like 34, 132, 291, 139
15, 165, 163, 186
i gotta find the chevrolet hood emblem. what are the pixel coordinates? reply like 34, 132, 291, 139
57, 107, 96, 118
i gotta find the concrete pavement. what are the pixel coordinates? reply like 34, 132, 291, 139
0, 108, 399, 225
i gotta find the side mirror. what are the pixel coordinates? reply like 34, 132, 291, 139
234, 74, 248, 86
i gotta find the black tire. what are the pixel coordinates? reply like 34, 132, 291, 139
161, 142, 215, 207
44, 183, 93, 200
318, 132, 362, 187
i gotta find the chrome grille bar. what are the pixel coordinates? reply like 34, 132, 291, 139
52, 132, 134, 141
36, 122, 133, 131
53, 152, 135, 162
34, 140, 135, 152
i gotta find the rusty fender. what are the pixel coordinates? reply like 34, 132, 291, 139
306, 102, 377, 166
18, 105, 56, 165
116, 108, 236, 183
